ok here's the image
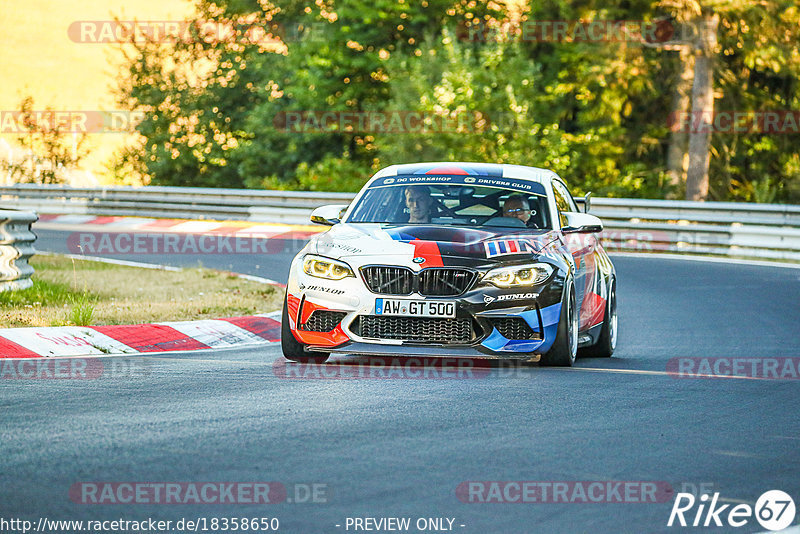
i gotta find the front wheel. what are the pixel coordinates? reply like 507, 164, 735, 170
281, 292, 329, 363
540, 279, 577, 367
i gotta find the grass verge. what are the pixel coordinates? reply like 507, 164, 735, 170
0, 255, 282, 328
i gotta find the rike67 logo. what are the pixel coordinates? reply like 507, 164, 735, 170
668, 490, 796, 531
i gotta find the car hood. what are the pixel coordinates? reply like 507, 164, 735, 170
311, 223, 560, 267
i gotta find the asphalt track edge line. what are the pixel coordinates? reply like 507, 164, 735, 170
558, 366, 787, 381
0, 340, 280, 362
609, 251, 800, 269
36, 251, 183, 272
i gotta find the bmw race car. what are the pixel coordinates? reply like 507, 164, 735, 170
282, 162, 617, 366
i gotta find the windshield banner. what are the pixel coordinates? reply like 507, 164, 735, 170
373, 174, 547, 195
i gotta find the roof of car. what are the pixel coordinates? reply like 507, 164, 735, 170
372, 162, 559, 183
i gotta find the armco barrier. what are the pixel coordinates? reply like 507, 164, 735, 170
2, 184, 799, 262
0, 208, 38, 291
592, 199, 800, 261
0, 183, 352, 224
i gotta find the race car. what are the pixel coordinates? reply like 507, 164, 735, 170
281, 162, 617, 366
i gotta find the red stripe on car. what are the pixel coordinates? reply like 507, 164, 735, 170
411, 240, 444, 267
425, 166, 469, 175
579, 291, 607, 328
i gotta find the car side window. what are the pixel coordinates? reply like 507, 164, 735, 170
552, 182, 573, 228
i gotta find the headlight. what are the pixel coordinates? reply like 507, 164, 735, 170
482, 263, 553, 288
302, 255, 355, 280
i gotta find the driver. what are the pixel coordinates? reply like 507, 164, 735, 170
405, 185, 434, 224
502, 194, 534, 226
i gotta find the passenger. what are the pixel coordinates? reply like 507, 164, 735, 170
502, 194, 534, 226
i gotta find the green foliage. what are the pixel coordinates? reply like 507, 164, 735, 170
245, 154, 374, 192
67, 292, 97, 326
0, 277, 96, 327
701, 0, 800, 202
0, 278, 74, 307
115, 0, 800, 203
1, 96, 89, 184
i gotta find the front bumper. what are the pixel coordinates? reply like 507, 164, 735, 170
286, 262, 566, 358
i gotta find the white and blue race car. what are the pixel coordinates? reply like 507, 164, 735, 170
282, 162, 617, 366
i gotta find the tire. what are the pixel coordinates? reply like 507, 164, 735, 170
281, 291, 329, 363
581, 278, 617, 358
540, 279, 578, 367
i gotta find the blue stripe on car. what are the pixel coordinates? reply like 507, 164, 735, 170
480, 303, 561, 353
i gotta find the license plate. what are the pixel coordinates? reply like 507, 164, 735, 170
375, 298, 456, 318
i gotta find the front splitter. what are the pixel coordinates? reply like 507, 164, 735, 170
308, 341, 542, 361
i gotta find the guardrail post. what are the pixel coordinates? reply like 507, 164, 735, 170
0, 209, 38, 292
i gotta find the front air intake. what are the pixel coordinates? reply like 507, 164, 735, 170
352, 315, 475, 344
301, 311, 347, 332
361, 266, 476, 296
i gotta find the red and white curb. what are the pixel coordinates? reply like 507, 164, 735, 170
0, 312, 281, 358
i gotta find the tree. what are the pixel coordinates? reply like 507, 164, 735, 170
1, 97, 88, 185
117, 0, 502, 188
653, 0, 800, 201
237, 0, 505, 188
113, 0, 800, 202
116, 1, 274, 187
684, 8, 718, 201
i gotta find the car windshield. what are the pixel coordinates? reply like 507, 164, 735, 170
346, 175, 551, 229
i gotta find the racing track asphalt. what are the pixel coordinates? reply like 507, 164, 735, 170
1, 226, 798, 533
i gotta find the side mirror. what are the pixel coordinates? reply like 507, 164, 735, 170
561, 212, 603, 234
574, 192, 592, 213
310, 204, 349, 226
